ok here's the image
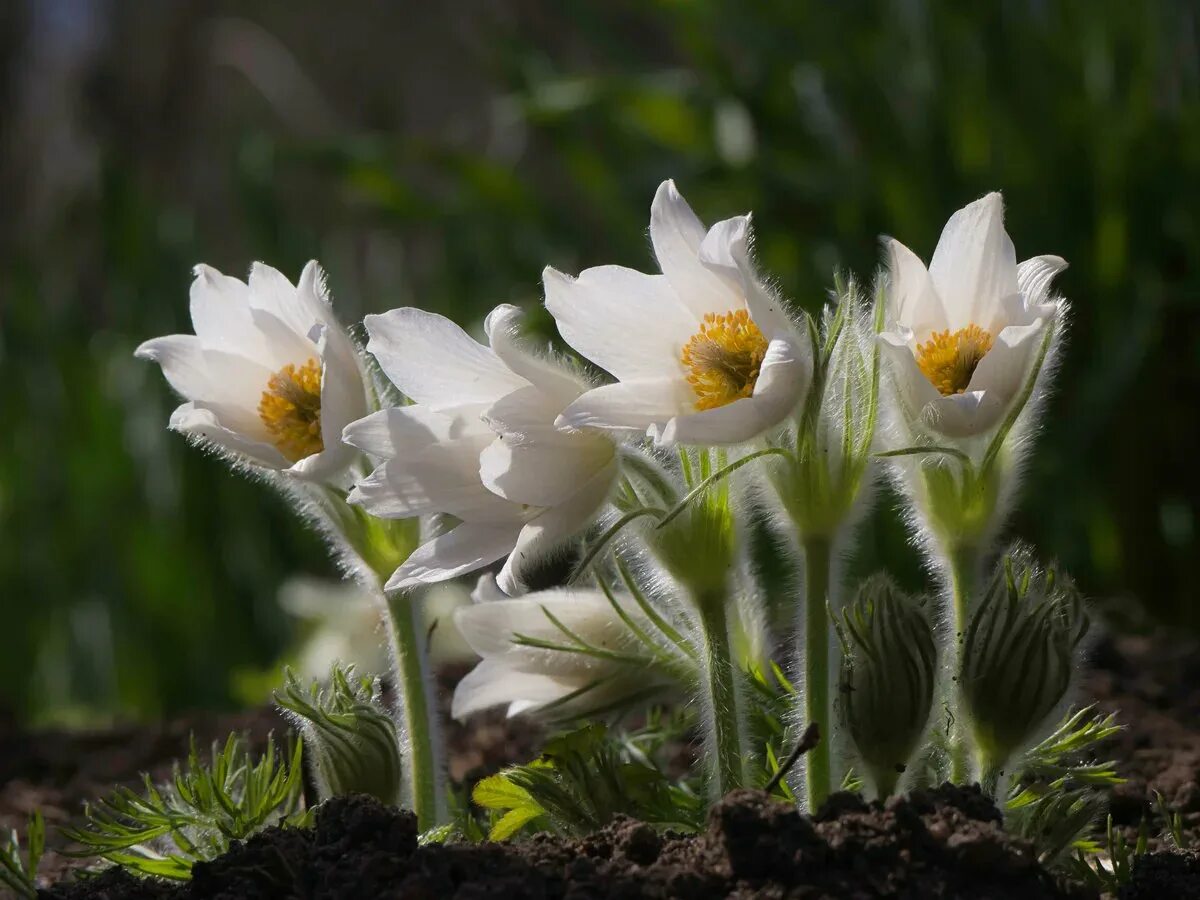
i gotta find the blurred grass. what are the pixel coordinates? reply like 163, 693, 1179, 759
0, 0, 1196, 722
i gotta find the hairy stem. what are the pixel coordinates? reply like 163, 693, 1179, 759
695, 590, 745, 800
946, 543, 978, 784
802, 536, 834, 812
383, 590, 446, 829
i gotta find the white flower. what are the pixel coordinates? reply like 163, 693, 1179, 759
343, 305, 617, 594
880, 193, 1065, 439
451, 575, 677, 720
544, 180, 811, 446
135, 262, 366, 480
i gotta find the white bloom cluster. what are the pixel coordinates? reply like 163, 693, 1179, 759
138, 184, 1072, 821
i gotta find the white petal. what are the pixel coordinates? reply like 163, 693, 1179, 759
136, 334, 218, 402
168, 402, 288, 468
966, 317, 1049, 403
364, 308, 525, 410
885, 239, 948, 339
651, 337, 807, 446
312, 323, 366, 453
451, 660, 571, 720
699, 214, 796, 341
483, 304, 586, 406
1016, 255, 1068, 303
342, 406, 461, 460
454, 590, 609, 657
386, 521, 523, 591
246, 261, 332, 341
188, 265, 267, 360
496, 461, 618, 594
922, 390, 1005, 438
555, 379, 691, 434
137, 335, 274, 426
480, 432, 615, 508
543, 265, 697, 382
482, 384, 566, 438
928, 193, 1019, 332
649, 180, 742, 319
469, 572, 508, 605
350, 433, 518, 523
878, 331, 942, 421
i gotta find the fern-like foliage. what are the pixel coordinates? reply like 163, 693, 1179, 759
473, 722, 703, 840
62, 732, 308, 880
1005, 706, 1124, 866
0, 811, 43, 899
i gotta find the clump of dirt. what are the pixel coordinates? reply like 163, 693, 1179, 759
43, 786, 1085, 900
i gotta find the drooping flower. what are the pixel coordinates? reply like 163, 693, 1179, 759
544, 180, 811, 446
451, 575, 681, 720
880, 193, 1065, 439
343, 305, 617, 594
135, 262, 367, 480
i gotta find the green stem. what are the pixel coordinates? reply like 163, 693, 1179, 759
695, 591, 744, 800
383, 590, 446, 829
946, 544, 978, 784
802, 537, 833, 812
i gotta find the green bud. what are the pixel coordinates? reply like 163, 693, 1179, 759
274, 664, 403, 806
836, 575, 937, 798
961, 546, 1088, 786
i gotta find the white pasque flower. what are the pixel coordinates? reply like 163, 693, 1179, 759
544, 180, 811, 446
880, 193, 1066, 439
135, 262, 367, 480
343, 305, 617, 594
451, 575, 677, 720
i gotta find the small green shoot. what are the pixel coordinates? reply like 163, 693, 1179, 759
62, 732, 307, 880
0, 811, 44, 899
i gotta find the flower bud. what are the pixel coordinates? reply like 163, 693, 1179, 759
274, 664, 403, 805
836, 575, 937, 797
961, 546, 1088, 783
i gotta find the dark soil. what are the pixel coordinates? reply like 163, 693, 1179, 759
8, 635, 1200, 898
42, 786, 1083, 900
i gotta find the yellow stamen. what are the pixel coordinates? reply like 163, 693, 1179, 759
681, 309, 769, 411
258, 357, 324, 462
915, 324, 995, 396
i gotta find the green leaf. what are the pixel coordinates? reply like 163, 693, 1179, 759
472, 774, 538, 812
489, 806, 545, 841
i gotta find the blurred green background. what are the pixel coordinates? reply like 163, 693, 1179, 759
1, 0, 1196, 724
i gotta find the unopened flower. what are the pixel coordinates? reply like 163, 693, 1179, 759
880, 193, 1065, 439
545, 180, 810, 446
274, 665, 403, 806
344, 305, 617, 594
451, 575, 681, 720
136, 262, 367, 480
837, 576, 937, 798
961, 546, 1088, 785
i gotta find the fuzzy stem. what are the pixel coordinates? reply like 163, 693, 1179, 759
383, 590, 446, 829
802, 536, 834, 812
946, 543, 978, 784
694, 590, 744, 800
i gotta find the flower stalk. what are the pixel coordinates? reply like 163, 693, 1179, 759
383, 587, 445, 829
801, 536, 833, 809
694, 587, 746, 799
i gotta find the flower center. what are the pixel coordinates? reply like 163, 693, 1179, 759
915, 324, 995, 396
258, 357, 324, 462
681, 309, 769, 411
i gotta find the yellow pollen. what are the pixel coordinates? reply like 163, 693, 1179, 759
680, 309, 769, 411
258, 357, 324, 462
915, 324, 995, 396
